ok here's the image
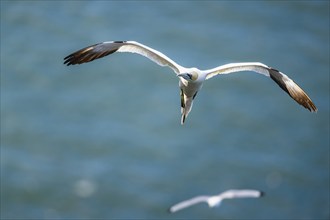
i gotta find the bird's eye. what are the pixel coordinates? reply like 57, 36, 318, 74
187, 74, 193, 79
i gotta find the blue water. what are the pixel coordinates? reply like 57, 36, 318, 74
1, 1, 329, 219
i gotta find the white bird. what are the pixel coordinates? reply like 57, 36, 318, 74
168, 189, 264, 213
64, 41, 317, 124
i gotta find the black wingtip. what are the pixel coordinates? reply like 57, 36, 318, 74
268, 67, 318, 112
269, 67, 280, 73
113, 40, 126, 43
63, 42, 120, 66
63, 55, 74, 66
259, 191, 265, 197
268, 68, 290, 95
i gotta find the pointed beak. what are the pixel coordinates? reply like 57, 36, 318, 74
178, 73, 190, 80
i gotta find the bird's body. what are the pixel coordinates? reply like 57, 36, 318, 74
178, 67, 205, 124
168, 189, 264, 213
64, 41, 317, 124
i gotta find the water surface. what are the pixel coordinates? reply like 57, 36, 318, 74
1, 1, 329, 219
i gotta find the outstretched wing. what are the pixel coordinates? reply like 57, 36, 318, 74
203, 62, 317, 112
220, 189, 264, 200
168, 196, 209, 213
64, 41, 184, 74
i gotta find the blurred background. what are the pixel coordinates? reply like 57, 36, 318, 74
1, 1, 329, 219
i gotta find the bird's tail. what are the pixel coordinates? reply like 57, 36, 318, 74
180, 92, 194, 125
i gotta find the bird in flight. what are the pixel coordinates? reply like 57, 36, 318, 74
168, 189, 264, 213
64, 41, 317, 124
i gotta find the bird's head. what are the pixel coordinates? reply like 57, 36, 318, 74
178, 72, 198, 82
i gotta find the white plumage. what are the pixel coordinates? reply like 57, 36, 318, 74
64, 41, 317, 124
168, 189, 264, 213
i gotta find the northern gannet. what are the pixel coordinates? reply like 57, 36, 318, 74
64, 41, 317, 124
168, 189, 264, 213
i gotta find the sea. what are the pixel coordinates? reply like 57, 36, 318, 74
1, 1, 329, 219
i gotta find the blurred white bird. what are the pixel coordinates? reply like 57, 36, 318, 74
168, 189, 264, 213
64, 41, 317, 124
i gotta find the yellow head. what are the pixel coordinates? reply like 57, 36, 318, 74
178, 71, 198, 82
